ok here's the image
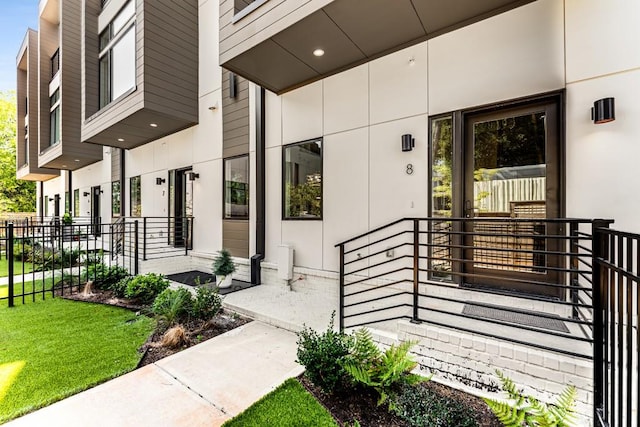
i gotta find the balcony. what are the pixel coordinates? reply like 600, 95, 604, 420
219, 0, 535, 94
80, 0, 199, 150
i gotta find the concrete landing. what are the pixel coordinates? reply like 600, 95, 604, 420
6, 322, 303, 427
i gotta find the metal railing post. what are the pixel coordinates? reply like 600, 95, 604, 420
8, 223, 14, 308
134, 220, 139, 275
412, 219, 420, 323
143, 217, 147, 261
592, 219, 610, 426
339, 244, 345, 331
184, 218, 189, 255
569, 221, 579, 319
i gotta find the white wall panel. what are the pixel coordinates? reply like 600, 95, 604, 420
264, 146, 282, 263
265, 90, 282, 148
194, 89, 223, 161
369, 43, 427, 125
282, 81, 323, 144
323, 64, 369, 135
192, 159, 223, 253
565, 0, 640, 83
369, 115, 428, 227
566, 70, 640, 233
322, 127, 369, 272
281, 220, 323, 270
428, 0, 564, 115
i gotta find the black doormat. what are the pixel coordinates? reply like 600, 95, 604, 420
462, 303, 569, 333
165, 270, 255, 295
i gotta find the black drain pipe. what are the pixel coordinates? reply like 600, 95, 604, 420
251, 86, 266, 285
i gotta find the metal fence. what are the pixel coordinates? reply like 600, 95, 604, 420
1, 221, 138, 307
593, 227, 640, 427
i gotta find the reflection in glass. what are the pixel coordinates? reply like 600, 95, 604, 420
430, 116, 453, 280
224, 156, 249, 219
284, 140, 322, 219
130, 176, 141, 217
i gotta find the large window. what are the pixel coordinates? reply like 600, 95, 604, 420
49, 89, 60, 146
283, 139, 322, 220
224, 156, 249, 219
99, 0, 136, 109
111, 181, 121, 216
130, 175, 141, 217
73, 189, 80, 217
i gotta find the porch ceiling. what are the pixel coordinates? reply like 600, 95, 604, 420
221, 0, 536, 94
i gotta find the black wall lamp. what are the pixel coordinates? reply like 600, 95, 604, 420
401, 134, 415, 152
83, 192, 89, 197
592, 97, 615, 124
187, 172, 199, 181
156, 177, 166, 185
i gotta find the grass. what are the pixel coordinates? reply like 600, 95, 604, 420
222, 378, 338, 427
0, 278, 54, 302
0, 298, 155, 423
0, 258, 34, 278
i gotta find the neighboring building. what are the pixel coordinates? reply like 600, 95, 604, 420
17, 0, 640, 422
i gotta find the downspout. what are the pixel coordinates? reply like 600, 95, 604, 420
251, 86, 266, 285
120, 148, 126, 217
68, 170, 72, 215
39, 181, 44, 223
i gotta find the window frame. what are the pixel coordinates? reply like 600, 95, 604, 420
99, 0, 136, 109
73, 189, 80, 217
130, 175, 141, 217
281, 137, 323, 221
49, 89, 60, 146
111, 181, 121, 217
223, 154, 250, 220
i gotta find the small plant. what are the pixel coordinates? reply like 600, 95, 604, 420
342, 328, 429, 407
392, 383, 478, 427
152, 288, 193, 325
159, 325, 189, 349
212, 249, 236, 277
296, 312, 352, 394
62, 212, 73, 225
111, 276, 131, 298
124, 273, 170, 304
84, 263, 129, 290
190, 286, 222, 321
483, 370, 577, 427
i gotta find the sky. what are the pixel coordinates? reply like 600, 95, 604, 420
0, 0, 40, 92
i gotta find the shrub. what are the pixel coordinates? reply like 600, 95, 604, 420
212, 249, 236, 277
84, 263, 129, 290
12, 243, 34, 262
392, 384, 478, 427
342, 328, 429, 407
124, 273, 170, 304
190, 286, 222, 321
483, 370, 577, 427
152, 288, 193, 325
296, 312, 352, 394
111, 276, 131, 298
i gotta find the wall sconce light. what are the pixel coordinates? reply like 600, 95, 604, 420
229, 73, 237, 99
187, 172, 199, 181
48, 197, 54, 202
83, 192, 90, 197
156, 177, 166, 185
401, 134, 415, 152
592, 97, 615, 124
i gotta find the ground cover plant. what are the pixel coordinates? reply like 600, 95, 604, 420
0, 298, 155, 423
222, 378, 338, 427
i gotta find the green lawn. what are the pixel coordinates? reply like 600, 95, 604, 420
222, 378, 338, 427
0, 298, 155, 423
0, 278, 54, 303
0, 258, 34, 278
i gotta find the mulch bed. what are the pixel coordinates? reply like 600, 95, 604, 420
299, 376, 501, 427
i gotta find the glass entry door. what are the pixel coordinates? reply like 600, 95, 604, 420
463, 100, 561, 296
168, 168, 193, 247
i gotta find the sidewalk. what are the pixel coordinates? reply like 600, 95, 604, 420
5, 282, 337, 426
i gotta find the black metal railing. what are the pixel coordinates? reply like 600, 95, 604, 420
128, 216, 193, 260
1, 221, 138, 307
593, 227, 640, 427
336, 217, 612, 359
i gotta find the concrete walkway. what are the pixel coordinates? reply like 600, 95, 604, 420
6, 321, 304, 427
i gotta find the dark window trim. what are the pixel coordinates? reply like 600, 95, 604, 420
281, 137, 323, 221
232, 0, 269, 24
129, 175, 141, 217
223, 154, 250, 220
50, 49, 60, 79
111, 180, 121, 217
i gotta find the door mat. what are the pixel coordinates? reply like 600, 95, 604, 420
165, 270, 255, 295
462, 303, 569, 333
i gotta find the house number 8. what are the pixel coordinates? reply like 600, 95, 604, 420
406, 164, 414, 175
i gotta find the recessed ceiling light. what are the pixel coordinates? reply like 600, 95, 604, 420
74, 159, 80, 162
117, 138, 125, 142
150, 123, 158, 128
62, 164, 67, 168
313, 48, 325, 57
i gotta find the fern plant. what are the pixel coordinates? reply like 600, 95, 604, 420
342, 328, 429, 407
483, 370, 577, 427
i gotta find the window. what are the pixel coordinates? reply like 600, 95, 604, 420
65, 191, 70, 214
130, 175, 141, 217
224, 156, 249, 219
44, 196, 49, 217
283, 139, 322, 219
430, 116, 453, 218
111, 181, 121, 216
51, 49, 60, 78
73, 189, 80, 217
49, 89, 60, 146
99, 1, 136, 109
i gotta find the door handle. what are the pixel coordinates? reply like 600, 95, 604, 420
465, 200, 472, 218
